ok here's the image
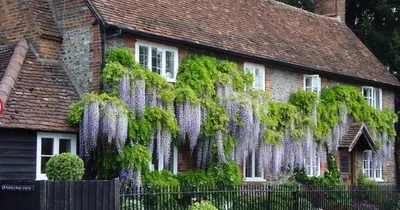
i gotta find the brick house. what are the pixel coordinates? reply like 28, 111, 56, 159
0, 0, 399, 185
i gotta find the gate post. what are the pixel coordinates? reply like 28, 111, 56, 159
39, 180, 47, 210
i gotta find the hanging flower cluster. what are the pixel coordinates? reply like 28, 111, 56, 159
69, 94, 129, 158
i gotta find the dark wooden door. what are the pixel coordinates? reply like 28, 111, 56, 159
339, 150, 352, 187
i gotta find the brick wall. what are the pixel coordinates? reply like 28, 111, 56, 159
315, 0, 346, 20
178, 144, 196, 173
0, 0, 39, 44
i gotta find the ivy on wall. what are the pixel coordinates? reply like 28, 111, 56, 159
68, 47, 397, 184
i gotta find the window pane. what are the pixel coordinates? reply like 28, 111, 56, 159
151, 47, 162, 74
59, 139, 71, 153
340, 155, 349, 173
254, 151, 261, 177
151, 139, 159, 171
41, 157, 51, 173
374, 88, 381, 109
165, 51, 175, 79
41, 138, 53, 155
305, 77, 312, 89
245, 154, 252, 177
139, 46, 148, 67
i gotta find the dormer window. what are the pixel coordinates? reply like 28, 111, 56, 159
304, 75, 321, 95
135, 40, 178, 83
244, 62, 265, 90
362, 86, 382, 110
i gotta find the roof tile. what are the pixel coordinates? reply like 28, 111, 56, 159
91, 0, 400, 86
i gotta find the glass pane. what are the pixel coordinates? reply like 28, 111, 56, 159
139, 46, 148, 67
41, 157, 52, 173
374, 88, 381, 109
165, 51, 175, 79
245, 154, 252, 177
41, 138, 53, 155
254, 151, 261, 177
59, 139, 71, 153
340, 155, 349, 173
151, 47, 162, 74
305, 77, 312, 89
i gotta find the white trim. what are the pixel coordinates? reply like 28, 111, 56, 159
304, 156, 321, 177
303, 75, 321, 95
362, 86, 382, 110
150, 144, 178, 175
36, 132, 77, 180
363, 150, 383, 181
135, 40, 179, 83
244, 62, 265, 91
244, 148, 265, 182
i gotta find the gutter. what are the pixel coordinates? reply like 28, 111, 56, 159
0, 39, 29, 105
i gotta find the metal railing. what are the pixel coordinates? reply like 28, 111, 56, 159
120, 184, 400, 210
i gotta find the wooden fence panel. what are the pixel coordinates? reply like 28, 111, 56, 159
42, 179, 119, 210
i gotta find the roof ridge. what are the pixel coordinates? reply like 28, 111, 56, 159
0, 39, 29, 105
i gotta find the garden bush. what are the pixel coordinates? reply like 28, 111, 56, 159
189, 201, 218, 210
45, 153, 84, 181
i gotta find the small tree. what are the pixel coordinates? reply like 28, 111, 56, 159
45, 153, 85, 181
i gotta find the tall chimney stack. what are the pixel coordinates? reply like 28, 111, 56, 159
315, 0, 345, 22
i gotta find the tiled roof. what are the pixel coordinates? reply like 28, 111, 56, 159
91, 0, 400, 87
340, 123, 377, 152
0, 44, 79, 132
0, 44, 15, 79
26, 0, 62, 40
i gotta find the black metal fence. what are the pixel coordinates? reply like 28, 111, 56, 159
120, 184, 400, 210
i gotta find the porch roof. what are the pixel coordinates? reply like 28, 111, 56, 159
339, 122, 377, 152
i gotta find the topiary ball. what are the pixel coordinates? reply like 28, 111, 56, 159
45, 153, 84, 181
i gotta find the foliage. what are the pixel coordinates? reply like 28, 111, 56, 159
189, 201, 218, 210
143, 170, 180, 186
45, 153, 84, 181
121, 145, 151, 172
96, 152, 121, 180
176, 170, 212, 186
206, 162, 243, 185
106, 47, 135, 68
315, 85, 397, 142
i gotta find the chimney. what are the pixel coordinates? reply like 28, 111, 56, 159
315, 0, 345, 22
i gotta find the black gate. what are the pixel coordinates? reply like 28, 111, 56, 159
0, 180, 41, 210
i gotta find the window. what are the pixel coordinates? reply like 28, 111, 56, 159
135, 40, 179, 82
304, 75, 321, 94
36, 132, 77, 180
244, 149, 264, 181
305, 156, 320, 177
244, 62, 265, 90
362, 86, 382, 110
363, 150, 383, 181
340, 155, 349, 173
150, 143, 178, 175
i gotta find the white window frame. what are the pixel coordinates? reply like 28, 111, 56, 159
244, 148, 265, 182
304, 156, 320, 177
150, 145, 178, 175
135, 40, 179, 83
362, 86, 382, 110
303, 75, 321, 95
244, 62, 265, 91
36, 132, 77, 180
363, 150, 383, 181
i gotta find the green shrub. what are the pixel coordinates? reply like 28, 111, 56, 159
189, 201, 218, 210
143, 170, 180, 186
177, 170, 212, 186
206, 162, 243, 185
45, 153, 84, 181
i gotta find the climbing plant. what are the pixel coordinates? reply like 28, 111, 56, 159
68, 47, 397, 184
